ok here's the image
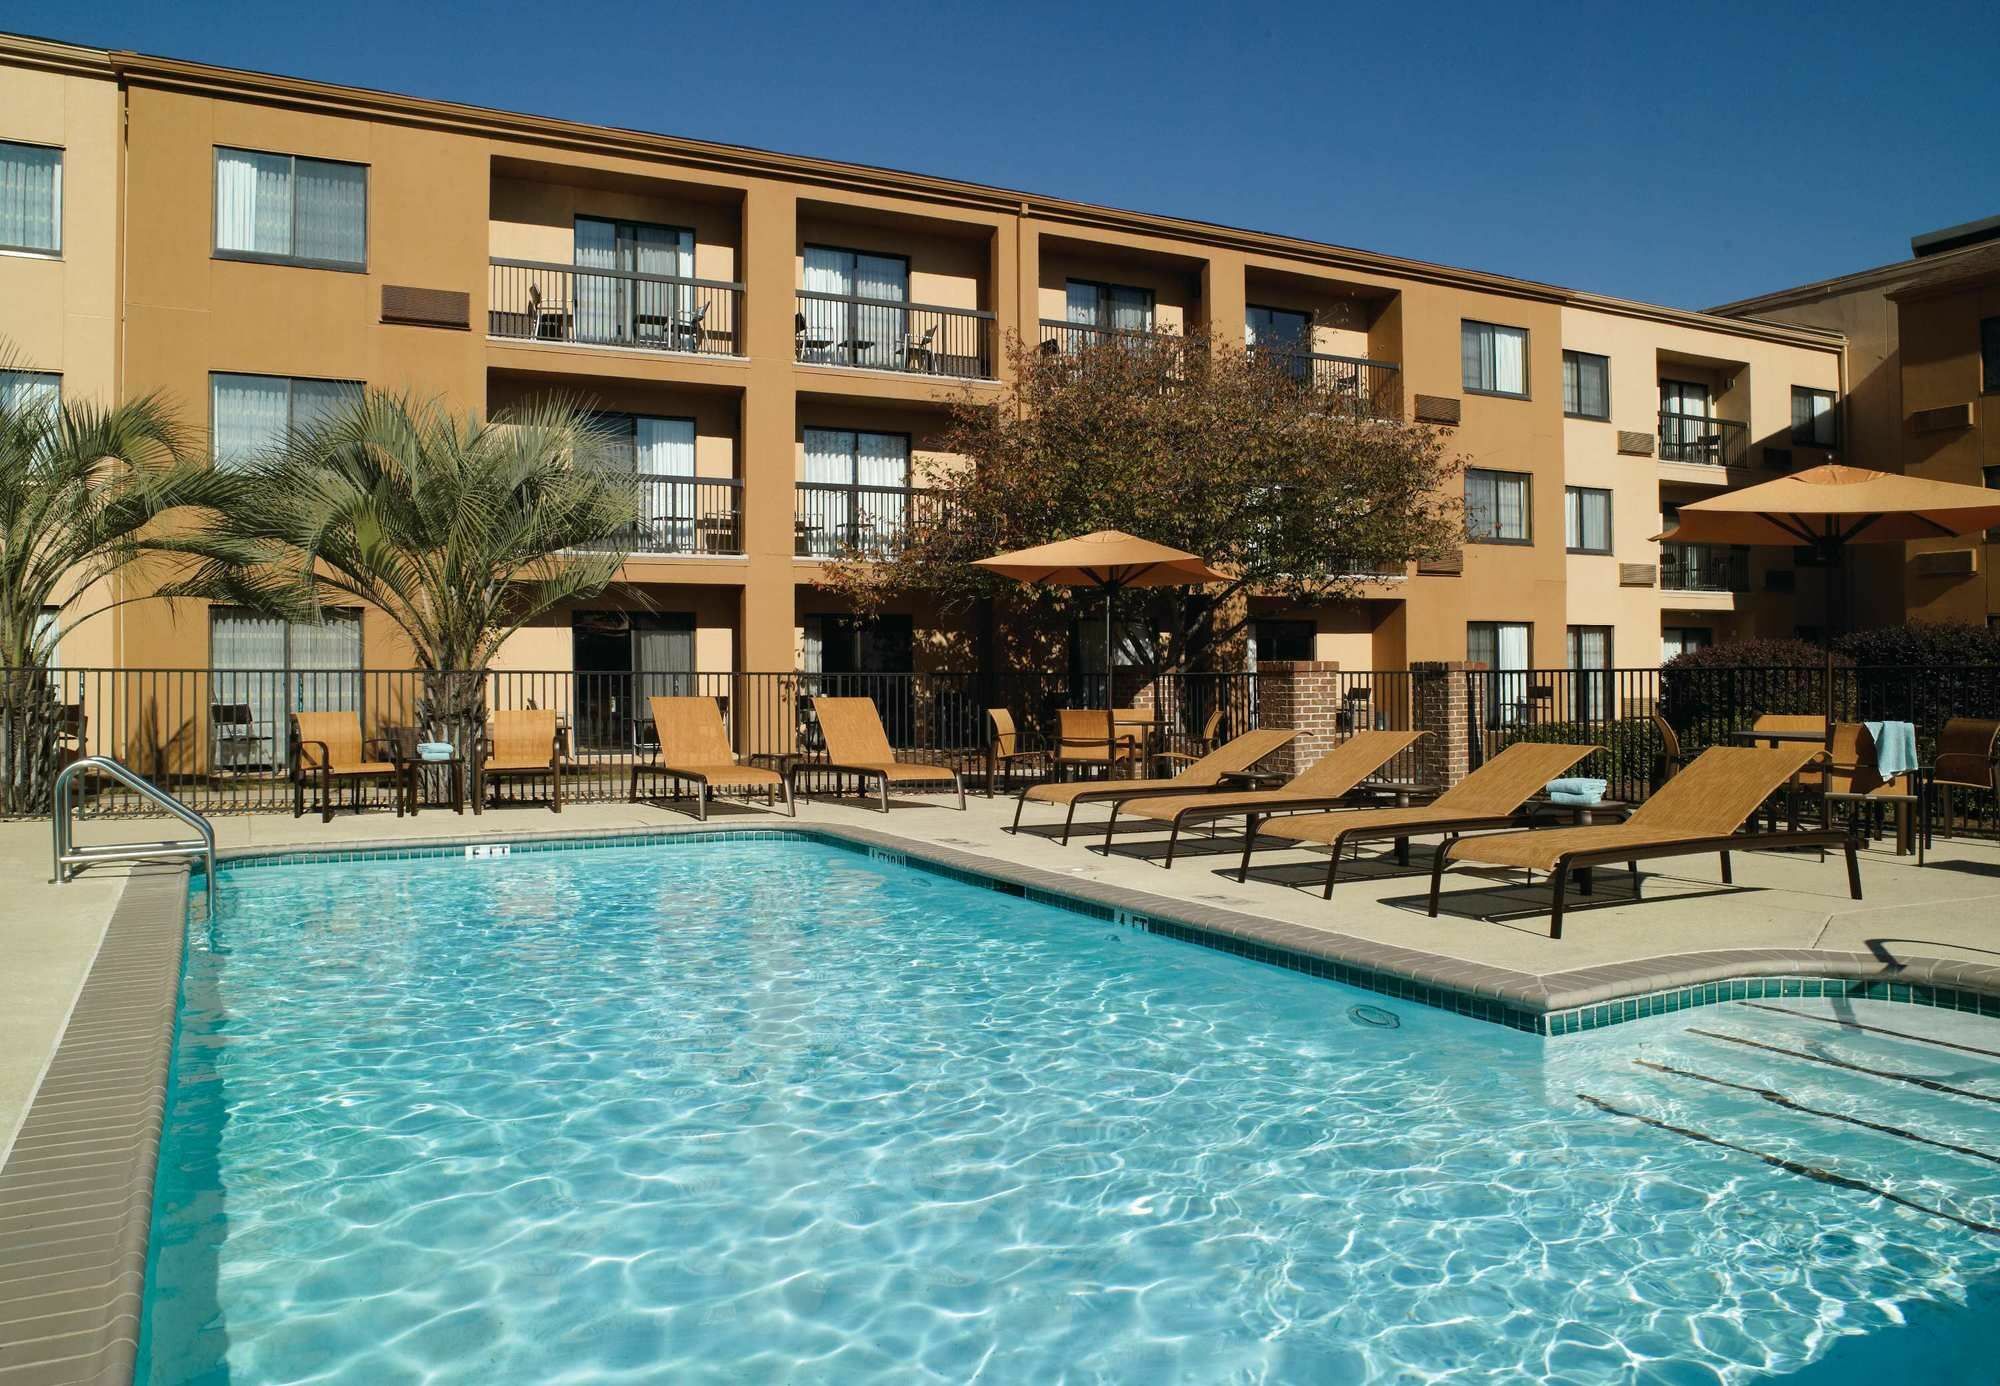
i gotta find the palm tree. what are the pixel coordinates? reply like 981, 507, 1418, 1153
0, 381, 226, 813
180, 390, 642, 767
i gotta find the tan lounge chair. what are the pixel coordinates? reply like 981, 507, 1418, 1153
1235, 741, 1600, 897
811, 696, 965, 811
1433, 744, 1860, 939
476, 708, 563, 812
291, 711, 405, 822
1011, 727, 1298, 843
632, 695, 793, 819
1099, 729, 1426, 867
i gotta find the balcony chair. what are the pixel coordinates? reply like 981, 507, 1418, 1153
901, 325, 938, 373
476, 708, 564, 812
670, 301, 709, 352
291, 711, 406, 822
795, 312, 836, 364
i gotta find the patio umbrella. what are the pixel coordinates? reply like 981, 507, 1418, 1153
1656, 463, 2000, 744
973, 530, 1228, 699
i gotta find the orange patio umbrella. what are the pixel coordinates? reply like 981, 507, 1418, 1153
1656, 463, 2000, 742
972, 530, 1228, 693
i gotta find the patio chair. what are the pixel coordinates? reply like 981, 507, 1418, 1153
1431, 744, 1860, 939
1011, 728, 1298, 844
211, 702, 262, 775
1234, 741, 1600, 897
1821, 722, 1922, 860
631, 695, 792, 819
475, 708, 563, 812
986, 708, 1051, 797
1102, 729, 1426, 867
810, 696, 965, 811
1651, 712, 1686, 785
54, 702, 87, 769
1927, 717, 2000, 842
670, 301, 709, 352
291, 711, 406, 822
1054, 708, 1141, 781
1152, 708, 1223, 774
901, 324, 938, 373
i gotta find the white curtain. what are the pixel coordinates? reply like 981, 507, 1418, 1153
636, 417, 697, 551
800, 616, 825, 676
1495, 474, 1527, 539
1491, 328, 1525, 395
215, 149, 292, 256
1109, 285, 1152, 333
0, 370, 59, 415
290, 377, 361, 434
632, 224, 693, 341
289, 612, 362, 714
211, 610, 289, 768
1065, 280, 1097, 326
801, 246, 846, 358
802, 428, 853, 555
0, 142, 60, 252
1497, 622, 1530, 726
211, 374, 291, 467
574, 216, 621, 343
855, 431, 910, 554
853, 253, 907, 368
294, 158, 365, 266
1568, 627, 1610, 719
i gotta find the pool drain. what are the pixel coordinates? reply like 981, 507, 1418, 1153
1348, 1004, 1401, 1029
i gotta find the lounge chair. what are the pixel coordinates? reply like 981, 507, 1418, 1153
1011, 727, 1298, 843
1053, 708, 1141, 781
1099, 729, 1426, 866
1927, 717, 2000, 842
632, 695, 793, 819
476, 708, 563, 812
1235, 741, 1600, 897
1432, 744, 1860, 939
810, 696, 965, 811
291, 711, 405, 822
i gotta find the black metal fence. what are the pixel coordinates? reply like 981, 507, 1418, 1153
488, 259, 743, 357
1267, 350, 1402, 420
576, 476, 743, 556
1658, 411, 1749, 468
794, 483, 942, 557
795, 292, 994, 379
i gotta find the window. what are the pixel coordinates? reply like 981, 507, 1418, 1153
801, 245, 908, 369
1562, 351, 1609, 420
591, 414, 701, 553
0, 369, 59, 414
214, 147, 366, 269
1981, 317, 1999, 394
1066, 279, 1154, 332
1661, 627, 1712, 662
802, 614, 914, 676
572, 611, 695, 749
1565, 486, 1612, 554
209, 606, 362, 773
1251, 619, 1316, 666
1246, 305, 1311, 352
1461, 321, 1528, 397
575, 215, 696, 347
1791, 387, 1838, 448
799, 428, 912, 556
210, 373, 362, 467
1566, 626, 1612, 720
0, 141, 61, 254
1468, 621, 1531, 726
1466, 468, 1531, 543
1658, 379, 1714, 462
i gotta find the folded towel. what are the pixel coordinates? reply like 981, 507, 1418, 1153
1547, 790, 1602, 807
1863, 721, 1919, 780
417, 741, 455, 762
1545, 777, 1607, 802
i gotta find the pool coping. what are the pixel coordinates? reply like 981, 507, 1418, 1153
4, 821, 1999, 1384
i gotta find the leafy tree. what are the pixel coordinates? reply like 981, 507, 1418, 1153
0, 379, 227, 813
178, 390, 641, 753
815, 329, 1465, 675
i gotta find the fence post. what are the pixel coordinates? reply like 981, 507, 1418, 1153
1254, 660, 1339, 779
1412, 661, 1479, 790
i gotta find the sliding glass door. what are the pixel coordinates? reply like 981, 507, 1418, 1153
574, 216, 694, 346
801, 246, 908, 368
801, 429, 911, 556
210, 608, 363, 772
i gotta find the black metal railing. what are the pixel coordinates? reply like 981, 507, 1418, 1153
488, 259, 743, 356
1658, 411, 1750, 467
795, 292, 994, 378
1261, 349, 1402, 419
1037, 319, 1181, 356
794, 482, 941, 557
1660, 543, 1750, 593
574, 475, 743, 556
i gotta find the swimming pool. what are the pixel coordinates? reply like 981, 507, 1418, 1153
141, 835, 2000, 1383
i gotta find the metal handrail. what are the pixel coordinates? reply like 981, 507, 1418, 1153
53, 757, 217, 911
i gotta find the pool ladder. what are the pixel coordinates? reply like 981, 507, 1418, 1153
52, 757, 217, 912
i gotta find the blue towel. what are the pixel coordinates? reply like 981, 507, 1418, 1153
417, 741, 454, 762
1545, 777, 1607, 804
1863, 721, 1918, 780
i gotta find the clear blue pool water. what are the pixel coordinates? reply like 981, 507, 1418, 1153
141, 837, 2000, 1384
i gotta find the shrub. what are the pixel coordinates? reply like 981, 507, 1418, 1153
1835, 621, 2000, 668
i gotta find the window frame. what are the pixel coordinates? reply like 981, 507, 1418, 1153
1461, 319, 1530, 399
1563, 485, 1613, 554
1465, 467, 1534, 545
209, 371, 364, 468
1245, 303, 1312, 352
0, 369, 61, 413
0, 139, 62, 257
1790, 386, 1839, 449
212, 146, 369, 273
1065, 278, 1156, 331
1561, 349, 1610, 420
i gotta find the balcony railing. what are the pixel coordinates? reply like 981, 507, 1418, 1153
1260, 349, 1402, 419
1661, 543, 1750, 593
576, 475, 743, 556
488, 259, 743, 357
1658, 411, 1749, 468
795, 293, 994, 379
1037, 319, 1178, 356
795, 482, 940, 558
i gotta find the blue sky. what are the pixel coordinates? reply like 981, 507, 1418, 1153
25, 0, 2000, 308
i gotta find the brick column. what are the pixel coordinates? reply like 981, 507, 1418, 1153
1412, 661, 1481, 789
1254, 660, 1340, 778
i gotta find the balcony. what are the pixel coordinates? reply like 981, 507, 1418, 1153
488, 260, 743, 357
795, 482, 940, 558
1038, 319, 1174, 356
795, 293, 993, 379
576, 475, 743, 557
1262, 349, 1401, 419
1661, 544, 1749, 593
1658, 412, 1749, 468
